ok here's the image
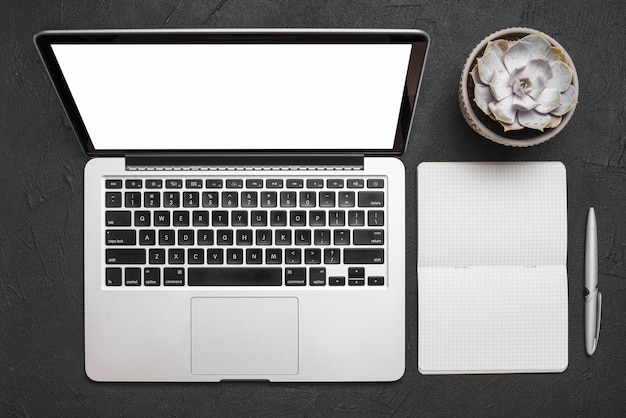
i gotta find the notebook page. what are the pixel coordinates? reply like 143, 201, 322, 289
417, 162, 568, 373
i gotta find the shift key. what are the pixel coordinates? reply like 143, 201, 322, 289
358, 191, 384, 207
106, 249, 146, 264
344, 249, 384, 264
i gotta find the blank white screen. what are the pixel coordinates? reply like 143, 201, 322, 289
52, 43, 412, 150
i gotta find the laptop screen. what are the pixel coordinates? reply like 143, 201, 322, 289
36, 31, 429, 155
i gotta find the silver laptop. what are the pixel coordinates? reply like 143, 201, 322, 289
35, 29, 429, 382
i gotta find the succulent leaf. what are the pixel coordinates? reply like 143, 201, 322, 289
484, 39, 509, 60
551, 85, 578, 116
477, 51, 505, 84
474, 84, 494, 115
545, 115, 563, 129
534, 88, 561, 113
545, 46, 567, 63
489, 95, 516, 125
546, 61, 573, 91
518, 110, 552, 130
520, 33, 551, 59
512, 93, 539, 111
489, 68, 513, 101
503, 41, 533, 73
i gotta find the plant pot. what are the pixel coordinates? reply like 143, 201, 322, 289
459, 27, 579, 147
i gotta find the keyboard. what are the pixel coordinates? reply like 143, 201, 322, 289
103, 176, 386, 288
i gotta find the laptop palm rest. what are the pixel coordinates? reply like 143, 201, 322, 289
191, 297, 299, 376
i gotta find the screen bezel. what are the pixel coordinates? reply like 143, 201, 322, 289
35, 29, 429, 157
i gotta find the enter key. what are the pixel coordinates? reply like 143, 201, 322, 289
353, 229, 384, 245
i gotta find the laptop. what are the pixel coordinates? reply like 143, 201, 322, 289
35, 29, 429, 382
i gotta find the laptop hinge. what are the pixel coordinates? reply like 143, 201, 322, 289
125, 154, 365, 171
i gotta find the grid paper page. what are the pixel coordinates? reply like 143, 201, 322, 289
417, 162, 568, 374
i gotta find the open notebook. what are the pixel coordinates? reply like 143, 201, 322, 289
417, 162, 568, 374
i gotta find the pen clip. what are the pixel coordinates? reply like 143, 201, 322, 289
593, 291, 602, 352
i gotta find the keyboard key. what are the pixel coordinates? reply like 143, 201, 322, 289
146, 179, 163, 189
305, 249, 321, 264
168, 249, 185, 264
314, 229, 331, 245
358, 191, 384, 207
299, 191, 316, 207
166, 179, 183, 189
222, 192, 238, 207
158, 230, 175, 245
368, 276, 385, 286
178, 230, 194, 245
251, 211, 268, 226
188, 267, 282, 286
246, 248, 263, 264
348, 267, 365, 278
256, 230, 272, 245
207, 249, 224, 264
295, 230, 311, 245
347, 210, 365, 226
329, 276, 345, 286
290, 211, 306, 226
285, 267, 306, 286
163, 192, 180, 207
125, 268, 141, 286
266, 179, 283, 188
106, 211, 131, 226
310, 268, 326, 286
367, 179, 385, 188
287, 179, 303, 188
144, 192, 160, 208
329, 211, 345, 226
319, 191, 335, 207
105, 230, 136, 245
266, 248, 282, 264
185, 179, 202, 189
285, 248, 301, 264
354, 229, 384, 245
232, 211, 248, 226
105, 180, 122, 189
349, 279, 365, 286
270, 210, 287, 226
149, 249, 165, 264
183, 192, 199, 207
106, 249, 146, 264
138, 230, 156, 245
202, 192, 219, 207
217, 230, 234, 245
226, 179, 244, 189
309, 211, 326, 226
306, 179, 324, 188
188, 249, 204, 264
338, 192, 355, 207
227, 249, 244, 264
192, 210, 210, 226
236, 230, 253, 245
333, 229, 350, 245
134, 211, 151, 227
105, 192, 122, 208
347, 179, 364, 188
197, 230, 214, 245
261, 192, 277, 207
164, 268, 185, 286
246, 179, 263, 188
125, 192, 141, 208
280, 191, 297, 207
154, 211, 170, 226
324, 248, 340, 264
241, 192, 258, 208
144, 268, 161, 286
327, 179, 344, 188
125, 179, 142, 189
173, 211, 189, 226
275, 230, 292, 245
106, 268, 122, 286
206, 179, 223, 188
368, 210, 385, 226
212, 211, 228, 226
344, 249, 384, 264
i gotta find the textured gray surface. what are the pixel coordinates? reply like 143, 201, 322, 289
1, 0, 625, 415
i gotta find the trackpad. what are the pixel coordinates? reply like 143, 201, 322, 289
191, 297, 298, 375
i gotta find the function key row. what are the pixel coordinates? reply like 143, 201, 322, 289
105, 178, 384, 190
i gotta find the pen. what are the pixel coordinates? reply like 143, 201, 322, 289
585, 207, 602, 356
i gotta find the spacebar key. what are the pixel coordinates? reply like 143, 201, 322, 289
188, 267, 282, 286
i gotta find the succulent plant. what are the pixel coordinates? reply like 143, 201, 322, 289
470, 33, 578, 131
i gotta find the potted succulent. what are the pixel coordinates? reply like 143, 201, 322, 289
459, 27, 579, 146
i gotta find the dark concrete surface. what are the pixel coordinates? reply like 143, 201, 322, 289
1, 0, 625, 416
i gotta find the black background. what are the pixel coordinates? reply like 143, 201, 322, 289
1, 1, 625, 416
